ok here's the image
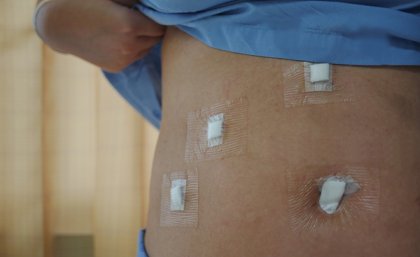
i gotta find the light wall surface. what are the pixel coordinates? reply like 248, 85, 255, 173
0, 1, 158, 257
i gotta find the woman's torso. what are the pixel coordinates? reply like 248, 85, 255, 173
145, 27, 420, 257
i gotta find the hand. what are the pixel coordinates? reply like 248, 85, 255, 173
37, 0, 166, 72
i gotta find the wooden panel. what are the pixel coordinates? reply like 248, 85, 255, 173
93, 75, 148, 257
43, 48, 97, 235
0, 1, 44, 257
1, 1, 160, 256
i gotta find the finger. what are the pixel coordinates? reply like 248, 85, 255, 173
128, 39, 160, 62
118, 36, 161, 56
111, 0, 138, 8
135, 50, 148, 60
136, 36, 163, 50
127, 39, 160, 61
118, 49, 148, 68
127, 11, 167, 37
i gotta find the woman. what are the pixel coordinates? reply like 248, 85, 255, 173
34, 0, 420, 256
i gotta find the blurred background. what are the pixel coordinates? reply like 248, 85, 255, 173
1, 1, 159, 257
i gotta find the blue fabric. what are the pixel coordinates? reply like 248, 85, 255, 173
103, 43, 162, 129
137, 229, 149, 257
139, 0, 420, 65
104, 0, 420, 125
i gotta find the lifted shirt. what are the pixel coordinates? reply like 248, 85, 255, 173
104, 0, 420, 127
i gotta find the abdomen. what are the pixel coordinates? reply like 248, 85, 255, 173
145, 27, 420, 257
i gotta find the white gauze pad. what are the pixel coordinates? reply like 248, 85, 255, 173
319, 177, 346, 214
207, 113, 224, 147
185, 97, 248, 162
170, 179, 187, 211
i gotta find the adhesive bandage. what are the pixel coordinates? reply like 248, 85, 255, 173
185, 97, 248, 162
286, 165, 380, 233
160, 170, 199, 227
282, 62, 354, 108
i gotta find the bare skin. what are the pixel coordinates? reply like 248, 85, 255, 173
145, 27, 420, 257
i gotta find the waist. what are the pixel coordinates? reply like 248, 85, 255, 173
145, 27, 420, 257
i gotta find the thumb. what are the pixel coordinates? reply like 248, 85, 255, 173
128, 11, 166, 37
110, 0, 138, 8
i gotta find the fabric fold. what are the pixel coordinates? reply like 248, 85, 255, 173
103, 0, 420, 126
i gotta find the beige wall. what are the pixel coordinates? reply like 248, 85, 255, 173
0, 1, 158, 257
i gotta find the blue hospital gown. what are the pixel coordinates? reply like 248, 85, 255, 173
104, 0, 420, 128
